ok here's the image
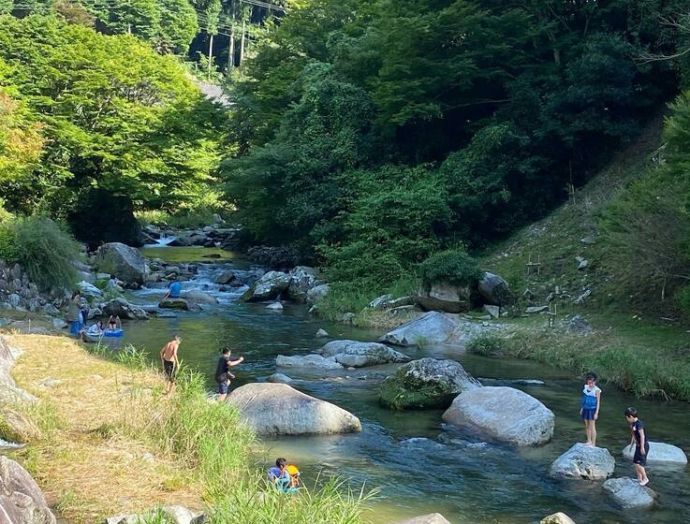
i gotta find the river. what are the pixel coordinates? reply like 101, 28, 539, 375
118, 247, 690, 524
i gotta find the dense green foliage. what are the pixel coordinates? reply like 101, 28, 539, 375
0, 216, 80, 290
0, 15, 226, 226
419, 248, 481, 288
223, 0, 688, 291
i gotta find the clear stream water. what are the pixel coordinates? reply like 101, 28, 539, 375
117, 247, 690, 524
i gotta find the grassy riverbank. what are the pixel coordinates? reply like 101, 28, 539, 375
2, 335, 371, 523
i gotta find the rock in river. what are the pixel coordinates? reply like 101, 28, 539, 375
227, 383, 361, 436
622, 442, 688, 466
276, 354, 343, 370
395, 514, 451, 524
94, 242, 147, 288
242, 271, 291, 302
380, 358, 480, 410
442, 386, 554, 446
549, 443, 615, 480
320, 340, 410, 368
603, 477, 655, 509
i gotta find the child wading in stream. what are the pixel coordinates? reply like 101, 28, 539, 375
580, 372, 601, 446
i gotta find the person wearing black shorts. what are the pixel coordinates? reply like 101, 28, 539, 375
215, 347, 244, 402
160, 336, 181, 395
625, 407, 650, 486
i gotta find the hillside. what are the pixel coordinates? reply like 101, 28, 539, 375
474, 113, 690, 401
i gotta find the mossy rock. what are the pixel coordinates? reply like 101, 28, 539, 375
378, 358, 481, 410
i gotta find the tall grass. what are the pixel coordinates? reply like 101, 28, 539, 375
1, 216, 80, 290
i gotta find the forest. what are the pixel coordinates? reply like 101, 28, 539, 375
1, 0, 690, 312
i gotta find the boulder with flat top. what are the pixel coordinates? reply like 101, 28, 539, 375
549, 443, 615, 480
320, 340, 411, 367
227, 383, 361, 436
442, 386, 554, 446
603, 477, 655, 509
622, 442, 687, 465
379, 312, 458, 347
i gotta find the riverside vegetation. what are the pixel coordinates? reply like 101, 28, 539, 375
3, 334, 371, 523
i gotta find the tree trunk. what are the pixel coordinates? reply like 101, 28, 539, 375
239, 19, 246, 66
228, 23, 235, 71
208, 33, 214, 78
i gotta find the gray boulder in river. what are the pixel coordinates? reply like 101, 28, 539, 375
306, 283, 330, 304
183, 289, 218, 305
415, 281, 471, 313
286, 266, 319, 303
549, 443, 615, 480
276, 354, 343, 369
320, 340, 411, 368
101, 298, 149, 320
622, 442, 688, 465
380, 358, 481, 410
226, 383, 361, 435
241, 271, 291, 302
0, 456, 56, 524
379, 311, 458, 347
540, 513, 576, 524
602, 477, 655, 509
442, 386, 554, 446
94, 242, 147, 288
395, 513, 451, 524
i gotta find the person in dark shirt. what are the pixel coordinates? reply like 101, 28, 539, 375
625, 407, 650, 486
215, 347, 244, 401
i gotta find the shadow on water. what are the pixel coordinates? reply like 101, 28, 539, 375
117, 247, 690, 523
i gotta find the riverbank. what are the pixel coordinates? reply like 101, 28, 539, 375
1, 334, 370, 523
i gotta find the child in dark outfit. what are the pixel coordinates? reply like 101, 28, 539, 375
625, 407, 650, 486
215, 347, 244, 402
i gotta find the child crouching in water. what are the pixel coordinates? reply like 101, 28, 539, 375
625, 407, 650, 486
580, 372, 601, 447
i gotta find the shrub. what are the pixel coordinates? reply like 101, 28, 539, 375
419, 247, 482, 288
466, 334, 504, 356
11, 216, 80, 290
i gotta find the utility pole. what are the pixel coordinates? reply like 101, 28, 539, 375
228, 22, 235, 71
239, 18, 246, 66
208, 32, 214, 78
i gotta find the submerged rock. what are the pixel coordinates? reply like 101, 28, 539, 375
321, 340, 410, 368
267, 373, 293, 384
227, 383, 361, 435
603, 477, 655, 509
395, 514, 451, 524
380, 358, 480, 410
622, 442, 688, 465
549, 443, 615, 480
442, 386, 554, 446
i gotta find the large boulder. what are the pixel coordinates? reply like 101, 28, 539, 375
101, 298, 149, 320
286, 266, 319, 303
477, 272, 513, 306
416, 282, 471, 313
275, 354, 343, 370
241, 271, 291, 302
306, 284, 330, 305
183, 290, 218, 305
549, 443, 615, 480
320, 340, 411, 368
622, 442, 688, 466
227, 383, 361, 435
602, 477, 655, 510
105, 505, 205, 524
0, 456, 56, 524
94, 242, 147, 288
379, 312, 458, 347
442, 386, 554, 446
380, 358, 481, 410
395, 514, 451, 524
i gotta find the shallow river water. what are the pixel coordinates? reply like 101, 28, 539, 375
118, 247, 690, 524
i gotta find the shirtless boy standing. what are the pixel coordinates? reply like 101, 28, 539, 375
160, 335, 181, 394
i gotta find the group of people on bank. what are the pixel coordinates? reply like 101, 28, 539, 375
581, 372, 650, 486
